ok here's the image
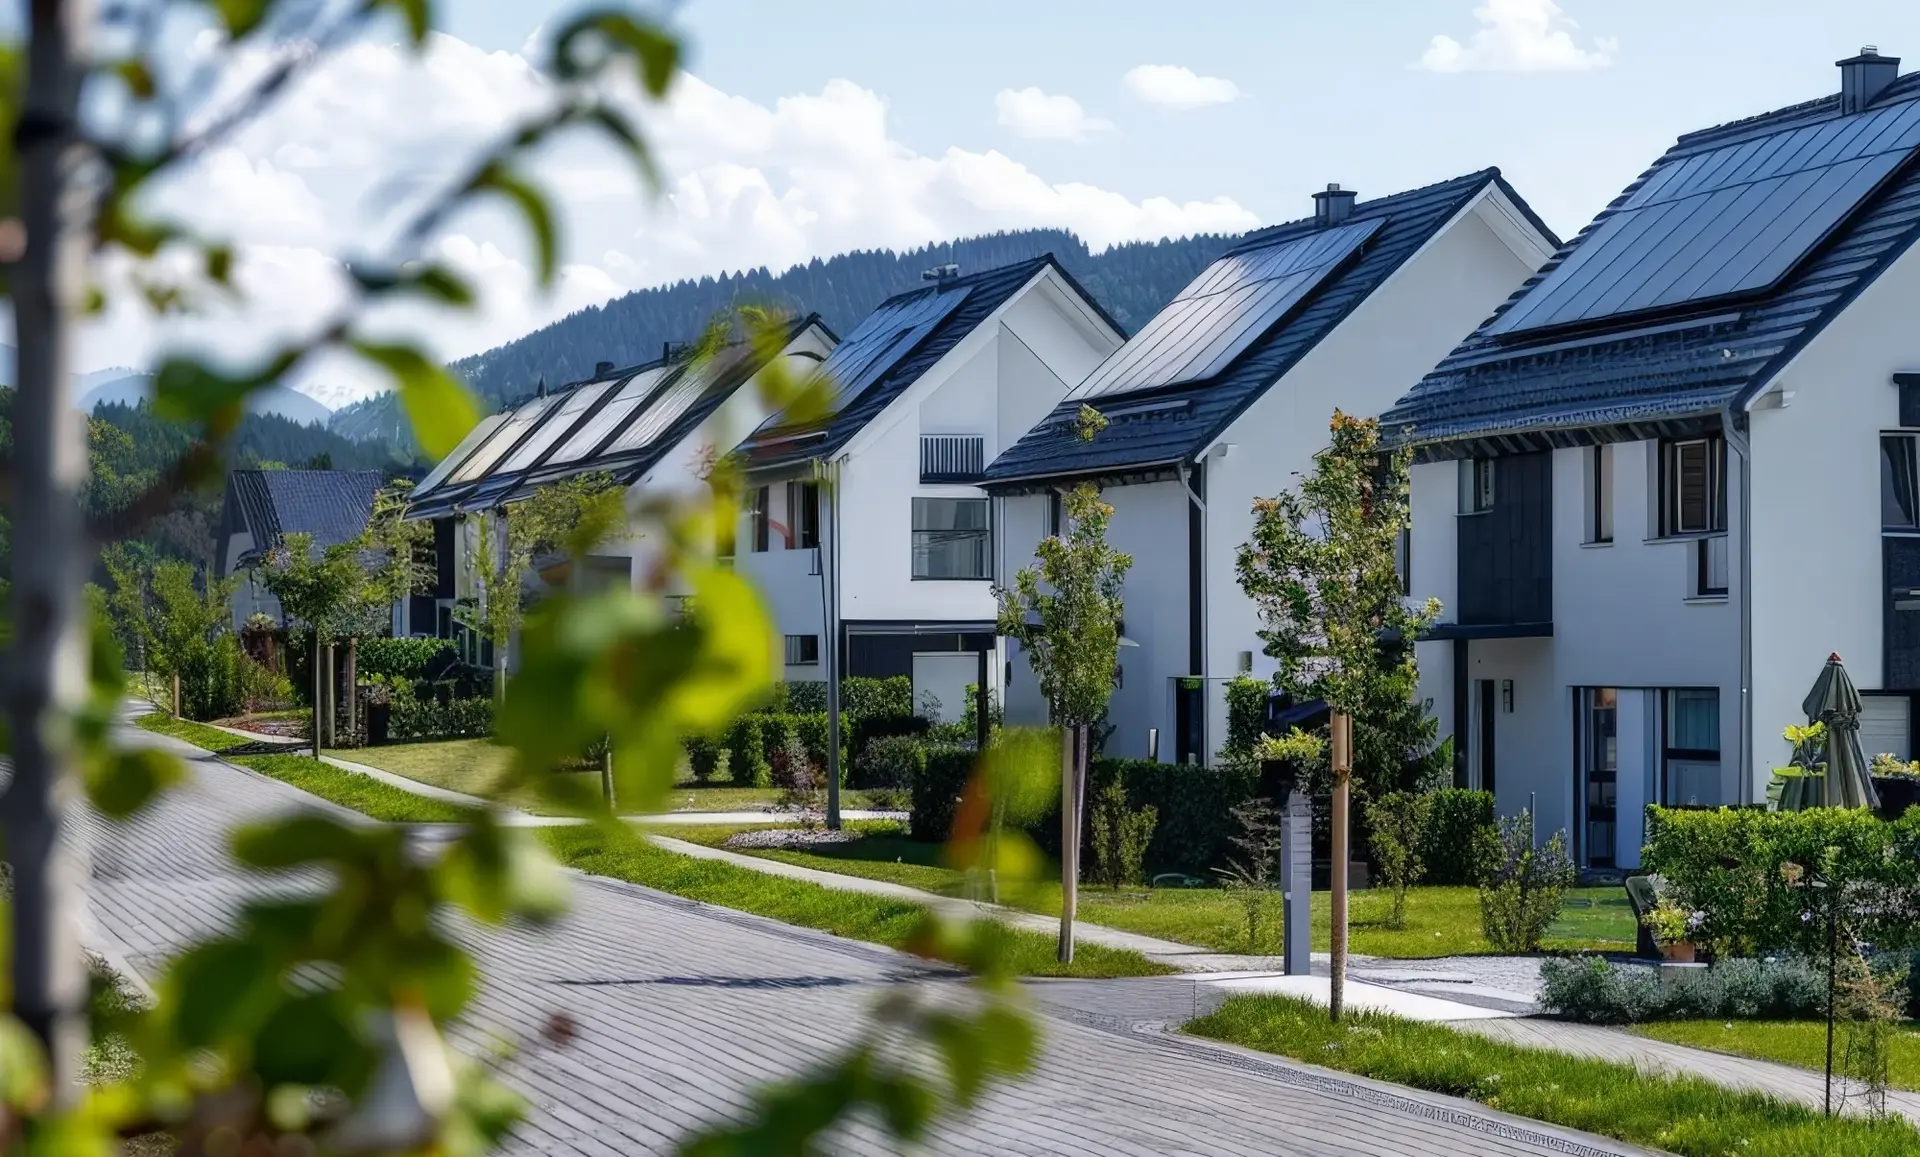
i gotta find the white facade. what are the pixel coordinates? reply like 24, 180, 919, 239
1410, 222, 1920, 867
738, 266, 1124, 708
1000, 186, 1558, 763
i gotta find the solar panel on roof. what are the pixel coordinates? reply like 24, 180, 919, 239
1068, 218, 1384, 401
815, 284, 972, 411
1489, 96, 1920, 337
413, 412, 506, 498
542, 366, 672, 466
603, 358, 730, 457
447, 394, 563, 484
495, 380, 618, 474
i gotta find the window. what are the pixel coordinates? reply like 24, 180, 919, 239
1579, 688, 1619, 868
787, 481, 820, 549
1663, 688, 1721, 806
1883, 434, 1919, 530
1458, 458, 1495, 514
1393, 527, 1411, 595
1661, 437, 1725, 536
750, 486, 769, 552
912, 497, 991, 579
784, 634, 820, 665
1047, 490, 1063, 537
1694, 536, 1729, 597
1588, 444, 1614, 543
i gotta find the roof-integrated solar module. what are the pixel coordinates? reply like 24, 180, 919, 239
446, 393, 564, 484
543, 366, 672, 466
412, 412, 507, 497
1067, 218, 1384, 401
495, 380, 619, 474
1488, 95, 1920, 337
813, 284, 972, 412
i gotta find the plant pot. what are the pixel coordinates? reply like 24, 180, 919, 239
1873, 775, 1920, 820
1661, 940, 1696, 964
366, 701, 391, 746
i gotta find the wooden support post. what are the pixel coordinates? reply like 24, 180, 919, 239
600, 742, 617, 810
171, 672, 180, 718
1057, 724, 1080, 963
346, 637, 358, 746
1330, 711, 1352, 1023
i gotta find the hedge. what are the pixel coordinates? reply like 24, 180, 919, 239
761, 676, 914, 720
723, 716, 770, 787
390, 697, 493, 741
358, 637, 455, 680
850, 713, 929, 762
1643, 805, 1920, 955
1422, 788, 1495, 885
909, 746, 976, 842
856, 734, 926, 790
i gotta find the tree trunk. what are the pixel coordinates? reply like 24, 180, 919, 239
345, 636, 358, 746
312, 628, 324, 757
171, 671, 180, 717
600, 742, 616, 810
1330, 712, 1353, 1023
2, 0, 100, 1098
1057, 724, 1081, 963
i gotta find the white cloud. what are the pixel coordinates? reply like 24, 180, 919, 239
993, 87, 1112, 142
79, 34, 1259, 407
1418, 0, 1616, 73
1121, 65, 1242, 111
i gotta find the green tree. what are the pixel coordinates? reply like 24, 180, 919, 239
145, 558, 240, 720
256, 531, 366, 751
1235, 410, 1442, 1021
456, 474, 623, 702
997, 418, 1132, 961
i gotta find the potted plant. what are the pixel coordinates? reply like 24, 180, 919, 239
1644, 899, 1701, 963
361, 674, 395, 746
1870, 752, 1920, 820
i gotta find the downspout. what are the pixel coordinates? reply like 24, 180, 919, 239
822, 457, 845, 829
1179, 460, 1207, 763
1723, 408, 1753, 804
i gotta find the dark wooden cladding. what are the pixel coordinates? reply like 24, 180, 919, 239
1457, 450, 1552, 627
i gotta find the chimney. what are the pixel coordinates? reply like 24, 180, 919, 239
1313, 183, 1357, 226
594, 360, 615, 377
1840, 46, 1900, 114
921, 263, 961, 283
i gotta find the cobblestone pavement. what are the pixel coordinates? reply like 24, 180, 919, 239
81, 735, 1651, 1157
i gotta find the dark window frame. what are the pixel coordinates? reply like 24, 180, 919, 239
750, 485, 770, 553
911, 496, 992, 581
784, 634, 820, 665
1659, 436, 1726, 537
1661, 687, 1722, 806
1589, 444, 1614, 544
1882, 433, 1920, 531
1459, 458, 1496, 515
788, 480, 821, 550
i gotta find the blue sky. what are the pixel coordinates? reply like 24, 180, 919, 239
446, 0, 1920, 237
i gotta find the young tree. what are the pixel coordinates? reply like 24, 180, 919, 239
456, 474, 623, 702
1236, 410, 1441, 1021
257, 531, 367, 752
997, 415, 1132, 961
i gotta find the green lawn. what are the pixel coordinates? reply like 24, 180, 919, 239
136, 711, 246, 752
1634, 1020, 1920, 1091
1188, 995, 1920, 1157
541, 823, 1171, 980
232, 754, 473, 824
347, 737, 898, 815
675, 823, 1636, 958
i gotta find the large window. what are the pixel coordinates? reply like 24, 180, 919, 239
1579, 688, 1619, 868
1660, 437, 1725, 536
1588, 444, 1614, 543
750, 486, 770, 553
784, 634, 819, 666
787, 481, 820, 549
1663, 688, 1721, 806
1883, 434, 1919, 530
912, 497, 991, 580
1458, 458, 1495, 514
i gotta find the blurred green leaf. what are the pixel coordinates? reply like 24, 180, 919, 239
251, 992, 370, 1088
353, 340, 479, 459
85, 746, 184, 819
553, 11, 679, 94
471, 164, 555, 284
0, 1016, 47, 1110
437, 814, 568, 924
663, 566, 773, 733
114, 59, 156, 100
230, 814, 371, 870
214, 0, 272, 37
166, 939, 276, 1049
377, 0, 432, 45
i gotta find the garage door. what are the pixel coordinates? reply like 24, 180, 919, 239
1860, 695, 1912, 763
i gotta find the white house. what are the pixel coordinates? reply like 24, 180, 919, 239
404, 318, 839, 664
216, 468, 384, 630
732, 256, 1125, 721
1383, 48, 1920, 868
983, 171, 1559, 764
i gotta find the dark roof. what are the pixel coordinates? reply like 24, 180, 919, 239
1384, 72, 1920, 452
222, 469, 382, 570
983, 169, 1544, 489
738, 256, 1121, 473
404, 315, 834, 520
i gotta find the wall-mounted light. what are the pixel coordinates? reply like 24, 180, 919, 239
1501, 679, 1514, 713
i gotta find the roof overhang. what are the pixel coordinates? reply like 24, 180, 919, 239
1402, 412, 1723, 464
1422, 621, 1554, 641
981, 459, 1185, 496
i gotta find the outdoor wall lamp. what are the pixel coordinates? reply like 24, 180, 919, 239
1501, 680, 1514, 713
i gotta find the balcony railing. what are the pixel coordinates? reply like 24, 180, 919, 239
920, 434, 985, 483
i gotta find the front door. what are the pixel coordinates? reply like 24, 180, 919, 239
1173, 680, 1205, 765
1579, 687, 1620, 868
1473, 679, 1497, 795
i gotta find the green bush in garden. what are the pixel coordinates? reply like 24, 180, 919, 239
1366, 791, 1432, 929
909, 746, 976, 842
1540, 955, 1826, 1025
842, 675, 915, 719
1089, 777, 1158, 887
1219, 675, 1271, 767
389, 697, 494, 741
850, 712, 930, 762
724, 715, 770, 787
357, 636, 455, 679
1421, 787, 1494, 885
856, 734, 926, 790
686, 736, 723, 784
1643, 805, 1920, 956
1475, 811, 1576, 952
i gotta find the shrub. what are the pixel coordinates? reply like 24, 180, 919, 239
389, 696, 493, 741
358, 637, 455, 679
1366, 791, 1432, 930
1475, 811, 1575, 952
178, 633, 243, 721
724, 716, 770, 787
755, 716, 796, 773
1089, 777, 1158, 888
787, 713, 847, 784
1422, 788, 1494, 885
1643, 806, 1920, 956
685, 736, 723, 784
235, 652, 293, 714
842, 675, 914, 719
850, 713, 929, 763
1539, 955, 1826, 1025
1217, 798, 1284, 954
855, 734, 926, 790
909, 747, 976, 842
1219, 675, 1271, 767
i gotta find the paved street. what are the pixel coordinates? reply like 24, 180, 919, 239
82, 733, 1649, 1156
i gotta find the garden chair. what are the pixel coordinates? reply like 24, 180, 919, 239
1624, 874, 1663, 959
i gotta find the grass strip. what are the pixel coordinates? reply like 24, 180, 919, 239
231, 754, 473, 824
1187, 994, 1920, 1157
542, 823, 1173, 980
1633, 1019, 1920, 1092
135, 711, 248, 753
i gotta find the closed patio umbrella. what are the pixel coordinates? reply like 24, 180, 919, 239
1803, 652, 1880, 810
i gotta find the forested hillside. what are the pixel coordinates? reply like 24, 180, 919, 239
330, 228, 1239, 443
